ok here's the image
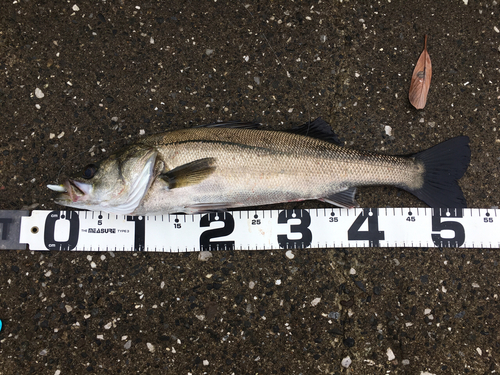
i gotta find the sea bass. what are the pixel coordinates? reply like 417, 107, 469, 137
48, 118, 471, 215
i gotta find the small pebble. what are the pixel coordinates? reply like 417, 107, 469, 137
311, 297, 321, 306
285, 250, 294, 259
147, 343, 155, 353
328, 311, 340, 319
35, 88, 44, 98
341, 356, 352, 368
198, 251, 212, 261
72, 4, 80, 11
124, 340, 132, 349
386, 347, 395, 361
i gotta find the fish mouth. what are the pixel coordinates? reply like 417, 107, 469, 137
48, 180, 92, 203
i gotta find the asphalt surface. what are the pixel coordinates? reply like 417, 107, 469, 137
1, 0, 500, 373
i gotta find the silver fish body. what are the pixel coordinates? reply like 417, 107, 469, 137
49, 118, 470, 215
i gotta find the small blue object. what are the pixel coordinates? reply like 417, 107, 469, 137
0, 319, 2, 332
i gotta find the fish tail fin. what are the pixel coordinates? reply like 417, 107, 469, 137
407, 136, 470, 208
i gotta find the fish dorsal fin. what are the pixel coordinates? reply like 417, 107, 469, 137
318, 187, 358, 208
287, 117, 343, 145
160, 158, 216, 189
194, 121, 262, 129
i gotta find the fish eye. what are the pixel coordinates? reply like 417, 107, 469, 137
82, 164, 98, 179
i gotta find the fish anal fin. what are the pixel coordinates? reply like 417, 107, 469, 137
287, 117, 343, 145
318, 187, 358, 208
182, 202, 239, 214
161, 158, 216, 189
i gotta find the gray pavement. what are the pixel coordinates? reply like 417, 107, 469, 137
1, 0, 499, 373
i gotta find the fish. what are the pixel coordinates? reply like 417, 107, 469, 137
47, 118, 471, 215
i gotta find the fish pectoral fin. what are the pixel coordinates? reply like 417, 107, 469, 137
160, 157, 216, 189
319, 187, 358, 208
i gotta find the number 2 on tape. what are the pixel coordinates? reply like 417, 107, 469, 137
200, 213, 235, 251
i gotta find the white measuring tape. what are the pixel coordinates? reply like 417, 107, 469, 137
0, 208, 497, 251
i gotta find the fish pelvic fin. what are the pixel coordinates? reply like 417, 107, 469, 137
182, 203, 232, 214
161, 157, 216, 189
318, 187, 358, 208
407, 136, 470, 208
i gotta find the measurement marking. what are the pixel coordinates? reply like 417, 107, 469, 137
10, 208, 500, 251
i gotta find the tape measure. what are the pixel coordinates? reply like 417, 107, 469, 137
0, 208, 497, 251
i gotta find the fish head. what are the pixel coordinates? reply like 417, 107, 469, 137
49, 145, 158, 214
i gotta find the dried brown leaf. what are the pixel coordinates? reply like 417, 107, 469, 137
409, 35, 432, 109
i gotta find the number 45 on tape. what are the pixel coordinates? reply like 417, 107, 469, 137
1, 208, 498, 251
